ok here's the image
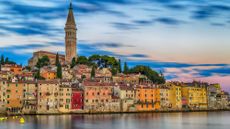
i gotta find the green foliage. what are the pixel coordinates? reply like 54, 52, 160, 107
0, 55, 4, 65
36, 56, 50, 68
111, 67, 117, 76
123, 62, 129, 74
55, 53, 60, 66
118, 59, 121, 73
71, 57, 77, 68
88, 55, 118, 68
34, 69, 44, 80
76, 56, 88, 65
57, 63, 62, 79
91, 65, 95, 79
129, 65, 165, 84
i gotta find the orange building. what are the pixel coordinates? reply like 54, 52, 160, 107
40, 68, 56, 80
1, 64, 22, 75
135, 85, 160, 111
6, 82, 24, 113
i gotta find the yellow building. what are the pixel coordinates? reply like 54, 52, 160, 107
167, 82, 182, 110
159, 86, 170, 109
59, 85, 72, 113
135, 85, 160, 111
181, 82, 208, 109
37, 80, 60, 113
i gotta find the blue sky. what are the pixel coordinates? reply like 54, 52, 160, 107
0, 0, 230, 91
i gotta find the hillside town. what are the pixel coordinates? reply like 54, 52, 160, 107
0, 2, 229, 115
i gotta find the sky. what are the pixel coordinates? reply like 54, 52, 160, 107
0, 0, 230, 92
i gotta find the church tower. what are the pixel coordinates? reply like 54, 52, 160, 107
65, 2, 77, 63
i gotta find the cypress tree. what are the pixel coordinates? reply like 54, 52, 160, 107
5, 57, 9, 64
118, 59, 122, 73
71, 57, 77, 68
123, 62, 129, 74
57, 63, 62, 79
91, 65, 95, 79
0, 55, 4, 65
55, 53, 60, 66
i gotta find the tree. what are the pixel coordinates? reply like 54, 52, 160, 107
0, 55, 4, 65
34, 69, 41, 79
5, 57, 9, 64
55, 53, 60, 66
91, 65, 95, 79
129, 65, 165, 84
123, 62, 129, 74
111, 67, 117, 76
57, 63, 62, 79
118, 59, 122, 73
36, 56, 50, 68
71, 57, 77, 68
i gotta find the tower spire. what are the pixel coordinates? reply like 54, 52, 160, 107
65, 0, 77, 63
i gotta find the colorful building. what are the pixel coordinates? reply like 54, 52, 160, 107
71, 87, 84, 110
1, 64, 22, 75
22, 81, 37, 114
181, 82, 208, 109
5, 82, 24, 113
167, 82, 182, 110
40, 67, 57, 80
59, 85, 72, 113
113, 84, 136, 111
37, 80, 60, 113
135, 85, 160, 111
83, 81, 113, 112
0, 79, 7, 112
159, 86, 170, 109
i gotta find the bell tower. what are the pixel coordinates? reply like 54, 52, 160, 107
65, 2, 77, 63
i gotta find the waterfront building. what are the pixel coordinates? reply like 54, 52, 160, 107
207, 83, 221, 109
37, 80, 60, 113
216, 91, 229, 109
159, 86, 170, 110
5, 82, 24, 113
83, 81, 113, 112
71, 87, 84, 110
22, 81, 37, 114
167, 82, 182, 110
135, 85, 160, 111
113, 84, 136, 111
28, 51, 65, 67
0, 79, 7, 113
59, 85, 72, 113
181, 82, 208, 109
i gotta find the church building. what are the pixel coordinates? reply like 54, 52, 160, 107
28, 2, 77, 67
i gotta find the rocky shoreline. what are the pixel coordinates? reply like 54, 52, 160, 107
1, 109, 230, 116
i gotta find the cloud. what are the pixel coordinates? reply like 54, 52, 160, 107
155, 17, 185, 25
129, 54, 149, 58
111, 22, 137, 30
191, 4, 230, 20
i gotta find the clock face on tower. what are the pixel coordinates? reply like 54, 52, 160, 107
65, 2, 77, 64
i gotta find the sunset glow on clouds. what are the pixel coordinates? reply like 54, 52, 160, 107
0, 0, 230, 91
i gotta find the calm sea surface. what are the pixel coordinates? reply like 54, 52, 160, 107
0, 112, 230, 129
